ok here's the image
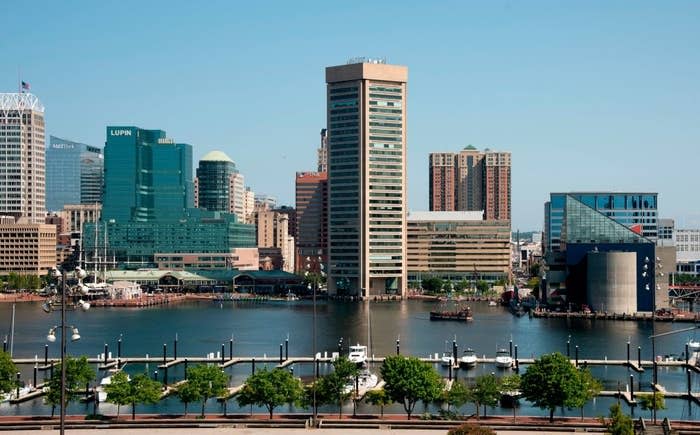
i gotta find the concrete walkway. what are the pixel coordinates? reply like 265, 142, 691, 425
8, 430, 577, 435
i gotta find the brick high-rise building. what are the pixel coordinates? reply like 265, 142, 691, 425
428, 147, 511, 221
295, 172, 328, 274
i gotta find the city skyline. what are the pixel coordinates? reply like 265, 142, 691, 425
2, 1, 699, 230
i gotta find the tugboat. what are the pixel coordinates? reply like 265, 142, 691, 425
459, 348, 478, 368
430, 305, 473, 321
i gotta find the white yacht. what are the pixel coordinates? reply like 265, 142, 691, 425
495, 349, 513, 369
459, 348, 478, 368
441, 352, 455, 367
343, 369, 379, 394
688, 339, 700, 352
96, 373, 130, 403
348, 344, 368, 365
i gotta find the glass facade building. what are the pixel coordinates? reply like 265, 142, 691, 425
196, 151, 237, 212
545, 192, 658, 254
46, 136, 103, 211
102, 127, 193, 223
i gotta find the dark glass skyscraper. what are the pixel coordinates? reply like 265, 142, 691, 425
102, 127, 193, 223
196, 151, 237, 212
46, 136, 103, 211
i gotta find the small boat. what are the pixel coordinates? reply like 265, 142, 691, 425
348, 344, 368, 365
1, 385, 31, 403
459, 348, 478, 368
495, 349, 513, 369
96, 374, 130, 403
285, 291, 299, 301
343, 369, 379, 394
430, 306, 473, 321
499, 389, 522, 407
688, 339, 700, 352
488, 300, 498, 307
441, 352, 455, 367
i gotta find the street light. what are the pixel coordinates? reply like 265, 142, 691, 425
644, 255, 664, 425
43, 266, 91, 435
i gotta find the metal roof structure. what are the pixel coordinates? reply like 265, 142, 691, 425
200, 150, 234, 163
0, 93, 44, 112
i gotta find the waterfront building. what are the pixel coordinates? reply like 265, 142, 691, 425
428, 153, 455, 212
295, 171, 328, 273
675, 228, 700, 276
429, 147, 511, 220
154, 248, 259, 270
252, 205, 294, 272
542, 194, 671, 312
0, 93, 46, 223
102, 126, 193, 223
544, 192, 658, 254
317, 128, 328, 172
195, 150, 246, 222
46, 136, 103, 212
326, 59, 408, 297
0, 222, 56, 274
406, 211, 511, 286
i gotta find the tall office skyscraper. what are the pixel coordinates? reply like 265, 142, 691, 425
195, 150, 245, 222
428, 147, 511, 221
102, 126, 193, 223
46, 136, 103, 211
295, 171, 328, 273
0, 93, 46, 223
326, 59, 407, 297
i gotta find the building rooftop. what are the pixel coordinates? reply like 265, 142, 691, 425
200, 150, 234, 163
0, 93, 44, 112
408, 211, 484, 222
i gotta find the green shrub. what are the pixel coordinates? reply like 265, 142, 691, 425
448, 423, 496, 435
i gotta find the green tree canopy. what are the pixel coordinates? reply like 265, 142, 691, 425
521, 352, 582, 422
185, 364, 229, 417
444, 380, 470, 413
314, 357, 359, 417
0, 351, 18, 394
469, 374, 501, 419
174, 378, 202, 416
380, 356, 443, 420
476, 280, 490, 294
44, 356, 95, 417
103, 371, 132, 418
236, 367, 302, 419
601, 403, 634, 435
126, 373, 162, 420
638, 393, 666, 419
567, 368, 602, 420
364, 388, 393, 418
421, 277, 444, 294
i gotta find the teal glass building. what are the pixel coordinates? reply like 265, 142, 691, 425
46, 136, 103, 211
102, 127, 193, 223
196, 151, 237, 212
91, 126, 254, 268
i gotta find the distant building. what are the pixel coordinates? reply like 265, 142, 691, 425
255, 194, 277, 209
244, 188, 255, 223
406, 211, 511, 285
295, 172, 328, 274
658, 218, 674, 244
0, 93, 46, 223
46, 136, 103, 212
429, 147, 511, 221
154, 248, 259, 270
0, 222, 56, 274
252, 206, 294, 272
675, 228, 700, 276
195, 150, 246, 222
544, 192, 658, 254
326, 60, 408, 297
273, 206, 297, 240
317, 128, 328, 172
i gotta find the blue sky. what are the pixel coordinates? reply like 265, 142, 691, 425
2, 1, 698, 230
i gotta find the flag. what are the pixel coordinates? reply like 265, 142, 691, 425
21, 81, 30, 91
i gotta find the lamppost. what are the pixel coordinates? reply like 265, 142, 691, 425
304, 256, 324, 425
43, 266, 91, 435
644, 255, 664, 425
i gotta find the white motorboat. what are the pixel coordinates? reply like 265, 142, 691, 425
343, 369, 379, 394
285, 291, 299, 301
1, 385, 31, 403
96, 374, 130, 403
488, 300, 498, 307
441, 352, 455, 367
495, 349, 513, 369
348, 344, 368, 365
459, 348, 478, 368
688, 339, 700, 352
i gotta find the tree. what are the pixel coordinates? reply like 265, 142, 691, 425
44, 356, 95, 417
468, 374, 501, 419
475, 280, 489, 294
236, 367, 302, 419
126, 374, 162, 420
104, 371, 131, 418
453, 279, 469, 293
601, 403, 634, 435
380, 356, 443, 420
529, 263, 541, 278
175, 378, 202, 416
500, 374, 521, 421
638, 393, 666, 420
365, 388, 393, 418
521, 352, 581, 422
0, 351, 18, 394
444, 380, 470, 414
567, 368, 601, 420
421, 277, 444, 294
314, 357, 358, 418
185, 364, 229, 417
